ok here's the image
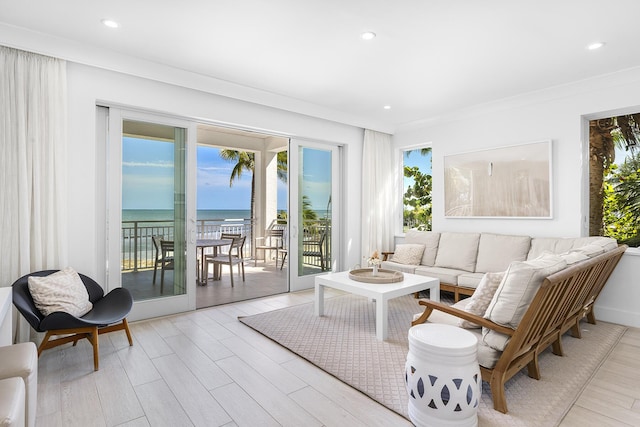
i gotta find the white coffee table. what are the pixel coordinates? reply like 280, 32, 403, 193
314, 270, 440, 341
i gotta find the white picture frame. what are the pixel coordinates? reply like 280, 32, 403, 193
444, 140, 552, 218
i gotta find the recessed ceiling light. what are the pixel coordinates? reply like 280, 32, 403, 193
383, 105, 391, 110
587, 42, 605, 50
361, 32, 376, 40
101, 19, 120, 29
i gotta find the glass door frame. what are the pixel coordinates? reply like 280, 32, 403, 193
106, 108, 197, 321
288, 139, 341, 291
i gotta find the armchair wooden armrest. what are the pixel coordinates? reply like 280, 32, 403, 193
381, 251, 394, 261
412, 299, 515, 336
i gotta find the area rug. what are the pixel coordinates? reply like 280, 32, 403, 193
238, 294, 626, 426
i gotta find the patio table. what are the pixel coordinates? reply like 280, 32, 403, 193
196, 238, 232, 284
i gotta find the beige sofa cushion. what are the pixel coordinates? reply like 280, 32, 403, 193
380, 260, 417, 274
414, 266, 468, 285
482, 253, 567, 351
456, 273, 485, 289
434, 232, 480, 272
527, 236, 617, 259
391, 244, 425, 265
475, 233, 531, 273
559, 250, 589, 265
404, 230, 441, 266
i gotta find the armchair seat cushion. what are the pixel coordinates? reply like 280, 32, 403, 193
412, 301, 501, 369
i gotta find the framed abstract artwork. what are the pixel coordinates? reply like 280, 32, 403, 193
444, 140, 552, 218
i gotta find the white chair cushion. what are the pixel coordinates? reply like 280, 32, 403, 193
482, 253, 567, 351
404, 230, 441, 266
27, 267, 93, 317
391, 244, 425, 265
433, 232, 480, 272
475, 233, 531, 273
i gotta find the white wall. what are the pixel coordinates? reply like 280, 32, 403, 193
393, 67, 640, 327
66, 63, 363, 287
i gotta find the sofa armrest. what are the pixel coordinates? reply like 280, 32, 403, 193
413, 299, 515, 336
381, 251, 394, 261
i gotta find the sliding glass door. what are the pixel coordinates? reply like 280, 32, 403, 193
107, 109, 196, 320
288, 139, 340, 291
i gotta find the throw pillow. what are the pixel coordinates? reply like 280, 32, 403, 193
391, 244, 425, 265
460, 271, 506, 328
28, 267, 93, 317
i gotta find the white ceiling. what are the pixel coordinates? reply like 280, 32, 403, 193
2, 0, 640, 133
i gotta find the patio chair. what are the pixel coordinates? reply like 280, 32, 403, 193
152, 236, 174, 293
303, 227, 327, 271
254, 228, 284, 266
12, 269, 133, 371
205, 236, 246, 286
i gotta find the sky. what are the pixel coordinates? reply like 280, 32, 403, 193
122, 137, 331, 212
403, 148, 432, 191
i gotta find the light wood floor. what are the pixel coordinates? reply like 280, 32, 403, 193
34, 289, 640, 427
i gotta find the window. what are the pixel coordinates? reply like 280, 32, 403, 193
589, 114, 640, 246
403, 147, 432, 231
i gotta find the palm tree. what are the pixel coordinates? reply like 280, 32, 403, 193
219, 149, 256, 238
589, 114, 640, 235
276, 151, 288, 183
220, 149, 289, 239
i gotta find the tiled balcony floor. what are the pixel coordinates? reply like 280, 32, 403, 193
122, 258, 323, 308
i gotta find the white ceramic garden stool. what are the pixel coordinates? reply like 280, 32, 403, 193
405, 323, 481, 427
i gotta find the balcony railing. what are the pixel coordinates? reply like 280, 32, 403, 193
122, 218, 330, 272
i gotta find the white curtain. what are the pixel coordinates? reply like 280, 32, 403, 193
0, 46, 68, 342
361, 129, 398, 261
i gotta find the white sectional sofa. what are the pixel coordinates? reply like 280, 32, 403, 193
382, 230, 619, 301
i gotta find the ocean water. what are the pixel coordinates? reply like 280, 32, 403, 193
122, 208, 327, 223
123, 209, 252, 223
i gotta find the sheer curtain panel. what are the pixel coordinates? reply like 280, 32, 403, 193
0, 46, 68, 342
361, 129, 398, 261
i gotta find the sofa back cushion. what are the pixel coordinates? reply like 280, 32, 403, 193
404, 230, 440, 266
434, 232, 480, 272
475, 233, 531, 273
482, 253, 567, 351
527, 236, 617, 259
